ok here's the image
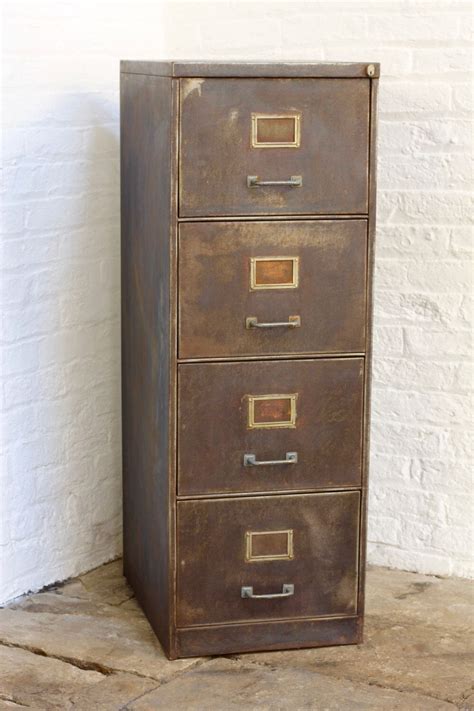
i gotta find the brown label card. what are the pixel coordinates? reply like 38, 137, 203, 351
247, 394, 297, 429
251, 114, 301, 148
246, 530, 294, 562
250, 257, 299, 290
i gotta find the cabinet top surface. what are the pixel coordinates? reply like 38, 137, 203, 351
120, 60, 380, 78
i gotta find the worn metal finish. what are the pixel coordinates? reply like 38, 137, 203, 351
120, 60, 380, 78
180, 78, 370, 216
177, 492, 360, 627
179, 220, 367, 359
121, 61, 378, 660
177, 359, 364, 496
176, 615, 360, 657
120, 73, 177, 656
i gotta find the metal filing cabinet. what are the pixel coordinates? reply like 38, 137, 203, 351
120, 60, 379, 659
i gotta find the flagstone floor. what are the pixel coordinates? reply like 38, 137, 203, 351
0, 561, 472, 709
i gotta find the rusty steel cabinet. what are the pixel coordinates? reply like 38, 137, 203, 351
120, 61, 379, 659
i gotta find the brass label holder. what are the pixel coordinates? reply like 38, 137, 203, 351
251, 113, 301, 148
247, 393, 297, 429
245, 529, 294, 562
250, 256, 299, 290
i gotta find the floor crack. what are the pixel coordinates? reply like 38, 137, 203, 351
451, 683, 474, 706
114, 594, 136, 607
120, 657, 213, 709
0, 693, 31, 707
0, 639, 205, 687
0, 639, 113, 677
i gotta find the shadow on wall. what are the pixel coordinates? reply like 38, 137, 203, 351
2, 92, 123, 600
54, 114, 122, 565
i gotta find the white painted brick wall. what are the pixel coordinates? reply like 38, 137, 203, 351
1, 0, 472, 602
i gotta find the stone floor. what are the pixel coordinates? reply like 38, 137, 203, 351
0, 562, 472, 710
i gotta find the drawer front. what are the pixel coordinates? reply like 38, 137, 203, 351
178, 358, 363, 496
178, 220, 367, 359
177, 492, 360, 627
179, 78, 369, 217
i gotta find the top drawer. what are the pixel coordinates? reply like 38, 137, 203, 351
179, 78, 370, 217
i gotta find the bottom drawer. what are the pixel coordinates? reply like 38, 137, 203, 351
177, 491, 360, 627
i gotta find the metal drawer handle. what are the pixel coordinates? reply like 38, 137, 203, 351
243, 452, 298, 467
241, 584, 295, 599
247, 175, 302, 188
246, 315, 301, 329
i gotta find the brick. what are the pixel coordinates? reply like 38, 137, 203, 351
0, 404, 37, 446
374, 260, 409, 292
2, 301, 61, 342
284, 14, 368, 45
443, 429, 473, 460
406, 261, 472, 293
8, 435, 66, 477
4, 368, 67, 408
377, 119, 472, 157
3, 89, 119, 128
374, 291, 464, 325
200, 18, 282, 54
1, 235, 59, 269
459, 12, 473, 42
375, 226, 450, 259
378, 190, 472, 225
368, 515, 402, 546
411, 457, 472, 494
26, 127, 83, 158
412, 47, 472, 74
373, 389, 471, 427
404, 327, 471, 359
450, 226, 473, 255
369, 452, 411, 487
368, 13, 459, 41
0, 342, 39, 377
408, 119, 472, 153
371, 418, 452, 460
59, 286, 119, 328
432, 525, 474, 556
2, 128, 26, 163
380, 82, 452, 115
452, 83, 473, 111
372, 325, 404, 355
443, 493, 474, 527
81, 126, 119, 156
0, 203, 25, 235
372, 357, 466, 393
25, 197, 86, 231
451, 361, 473, 391
378, 153, 472, 190
368, 544, 455, 577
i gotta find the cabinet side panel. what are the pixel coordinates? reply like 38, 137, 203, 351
358, 77, 378, 624
120, 73, 174, 655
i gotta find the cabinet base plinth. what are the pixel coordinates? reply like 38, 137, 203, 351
174, 615, 362, 659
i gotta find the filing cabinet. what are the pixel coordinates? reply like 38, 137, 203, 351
120, 60, 379, 659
